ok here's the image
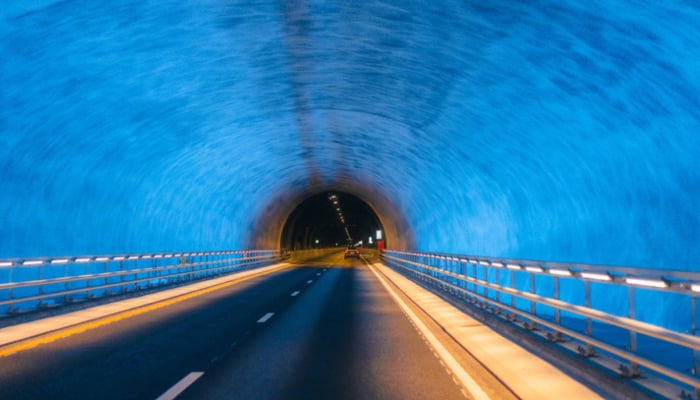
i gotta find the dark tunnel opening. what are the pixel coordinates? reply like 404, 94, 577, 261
281, 192, 385, 250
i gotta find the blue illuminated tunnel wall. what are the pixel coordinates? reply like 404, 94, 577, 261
2, 1, 699, 274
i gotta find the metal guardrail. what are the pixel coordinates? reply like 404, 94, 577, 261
0, 249, 287, 316
383, 250, 700, 399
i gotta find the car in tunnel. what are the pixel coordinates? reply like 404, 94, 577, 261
344, 247, 360, 259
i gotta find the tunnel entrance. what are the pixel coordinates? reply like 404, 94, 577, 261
281, 192, 385, 250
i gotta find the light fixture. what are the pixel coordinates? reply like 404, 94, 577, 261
691, 284, 700, 293
525, 266, 543, 273
51, 259, 69, 264
626, 278, 667, 288
23, 260, 43, 266
0, 261, 13, 267
581, 272, 611, 281
491, 262, 504, 267
95, 257, 109, 262
507, 264, 521, 270
549, 269, 572, 276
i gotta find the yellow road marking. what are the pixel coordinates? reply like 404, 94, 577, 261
0, 264, 291, 357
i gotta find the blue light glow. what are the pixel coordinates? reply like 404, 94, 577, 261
1, 0, 699, 275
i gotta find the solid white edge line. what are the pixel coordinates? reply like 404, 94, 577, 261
257, 312, 275, 323
368, 264, 490, 400
156, 371, 204, 400
291, 291, 300, 297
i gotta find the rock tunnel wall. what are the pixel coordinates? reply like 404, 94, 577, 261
2, 1, 699, 273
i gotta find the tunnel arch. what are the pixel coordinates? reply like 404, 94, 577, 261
247, 179, 415, 251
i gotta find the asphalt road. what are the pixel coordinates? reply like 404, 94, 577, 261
0, 252, 467, 400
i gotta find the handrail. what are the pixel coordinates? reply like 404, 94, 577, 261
0, 249, 287, 315
383, 250, 700, 397
0, 253, 275, 291
386, 250, 700, 295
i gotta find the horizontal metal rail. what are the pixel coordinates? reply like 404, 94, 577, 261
0, 250, 273, 269
0, 254, 274, 291
383, 250, 700, 397
0, 249, 287, 315
386, 250, 700, 295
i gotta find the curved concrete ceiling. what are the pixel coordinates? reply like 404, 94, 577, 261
1, 1, 699, 271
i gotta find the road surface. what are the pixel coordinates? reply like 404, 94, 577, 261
0, 251, 471, 400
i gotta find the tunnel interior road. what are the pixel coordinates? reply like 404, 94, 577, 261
280, 191, 386, 250
0, 252, 518, 400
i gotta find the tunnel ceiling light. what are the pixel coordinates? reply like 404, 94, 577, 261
525, 266, 543, 273
549, 269, 572, 276
478, 261, 489, 266
691, 284, 700, 293
581, 272, 611, 281
507, 264, 521, 270
51, 259, 69, 264
113, 256, 126, 261
491, 262, 504, 267
76, 257, 91, 263
95, 257, 109, 262
0, 261, 13, 267
626, 278, 668, 288
23, 260, 43, 266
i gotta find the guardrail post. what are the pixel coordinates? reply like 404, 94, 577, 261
585, 280, 594, 355
530, 271, 536, 314
693, 296, 698, 378
554, 276, 561, 324
510, 267, 516, 310
585, 280, 592, 336
119, 260, 125, 293
8, 266, 14, 314
38, 263, 44, 308
628, 286, 637, 353
103, 260, 108, 294
64, 263, 70, 304
495, 266, 501, 304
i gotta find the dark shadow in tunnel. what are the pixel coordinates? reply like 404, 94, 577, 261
281, 192, 385, 250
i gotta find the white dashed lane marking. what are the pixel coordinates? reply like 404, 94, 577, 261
156, 372, 204, 400
291, 291, 300, 297
257, 312, 274, 324
307, 280, 313, 284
